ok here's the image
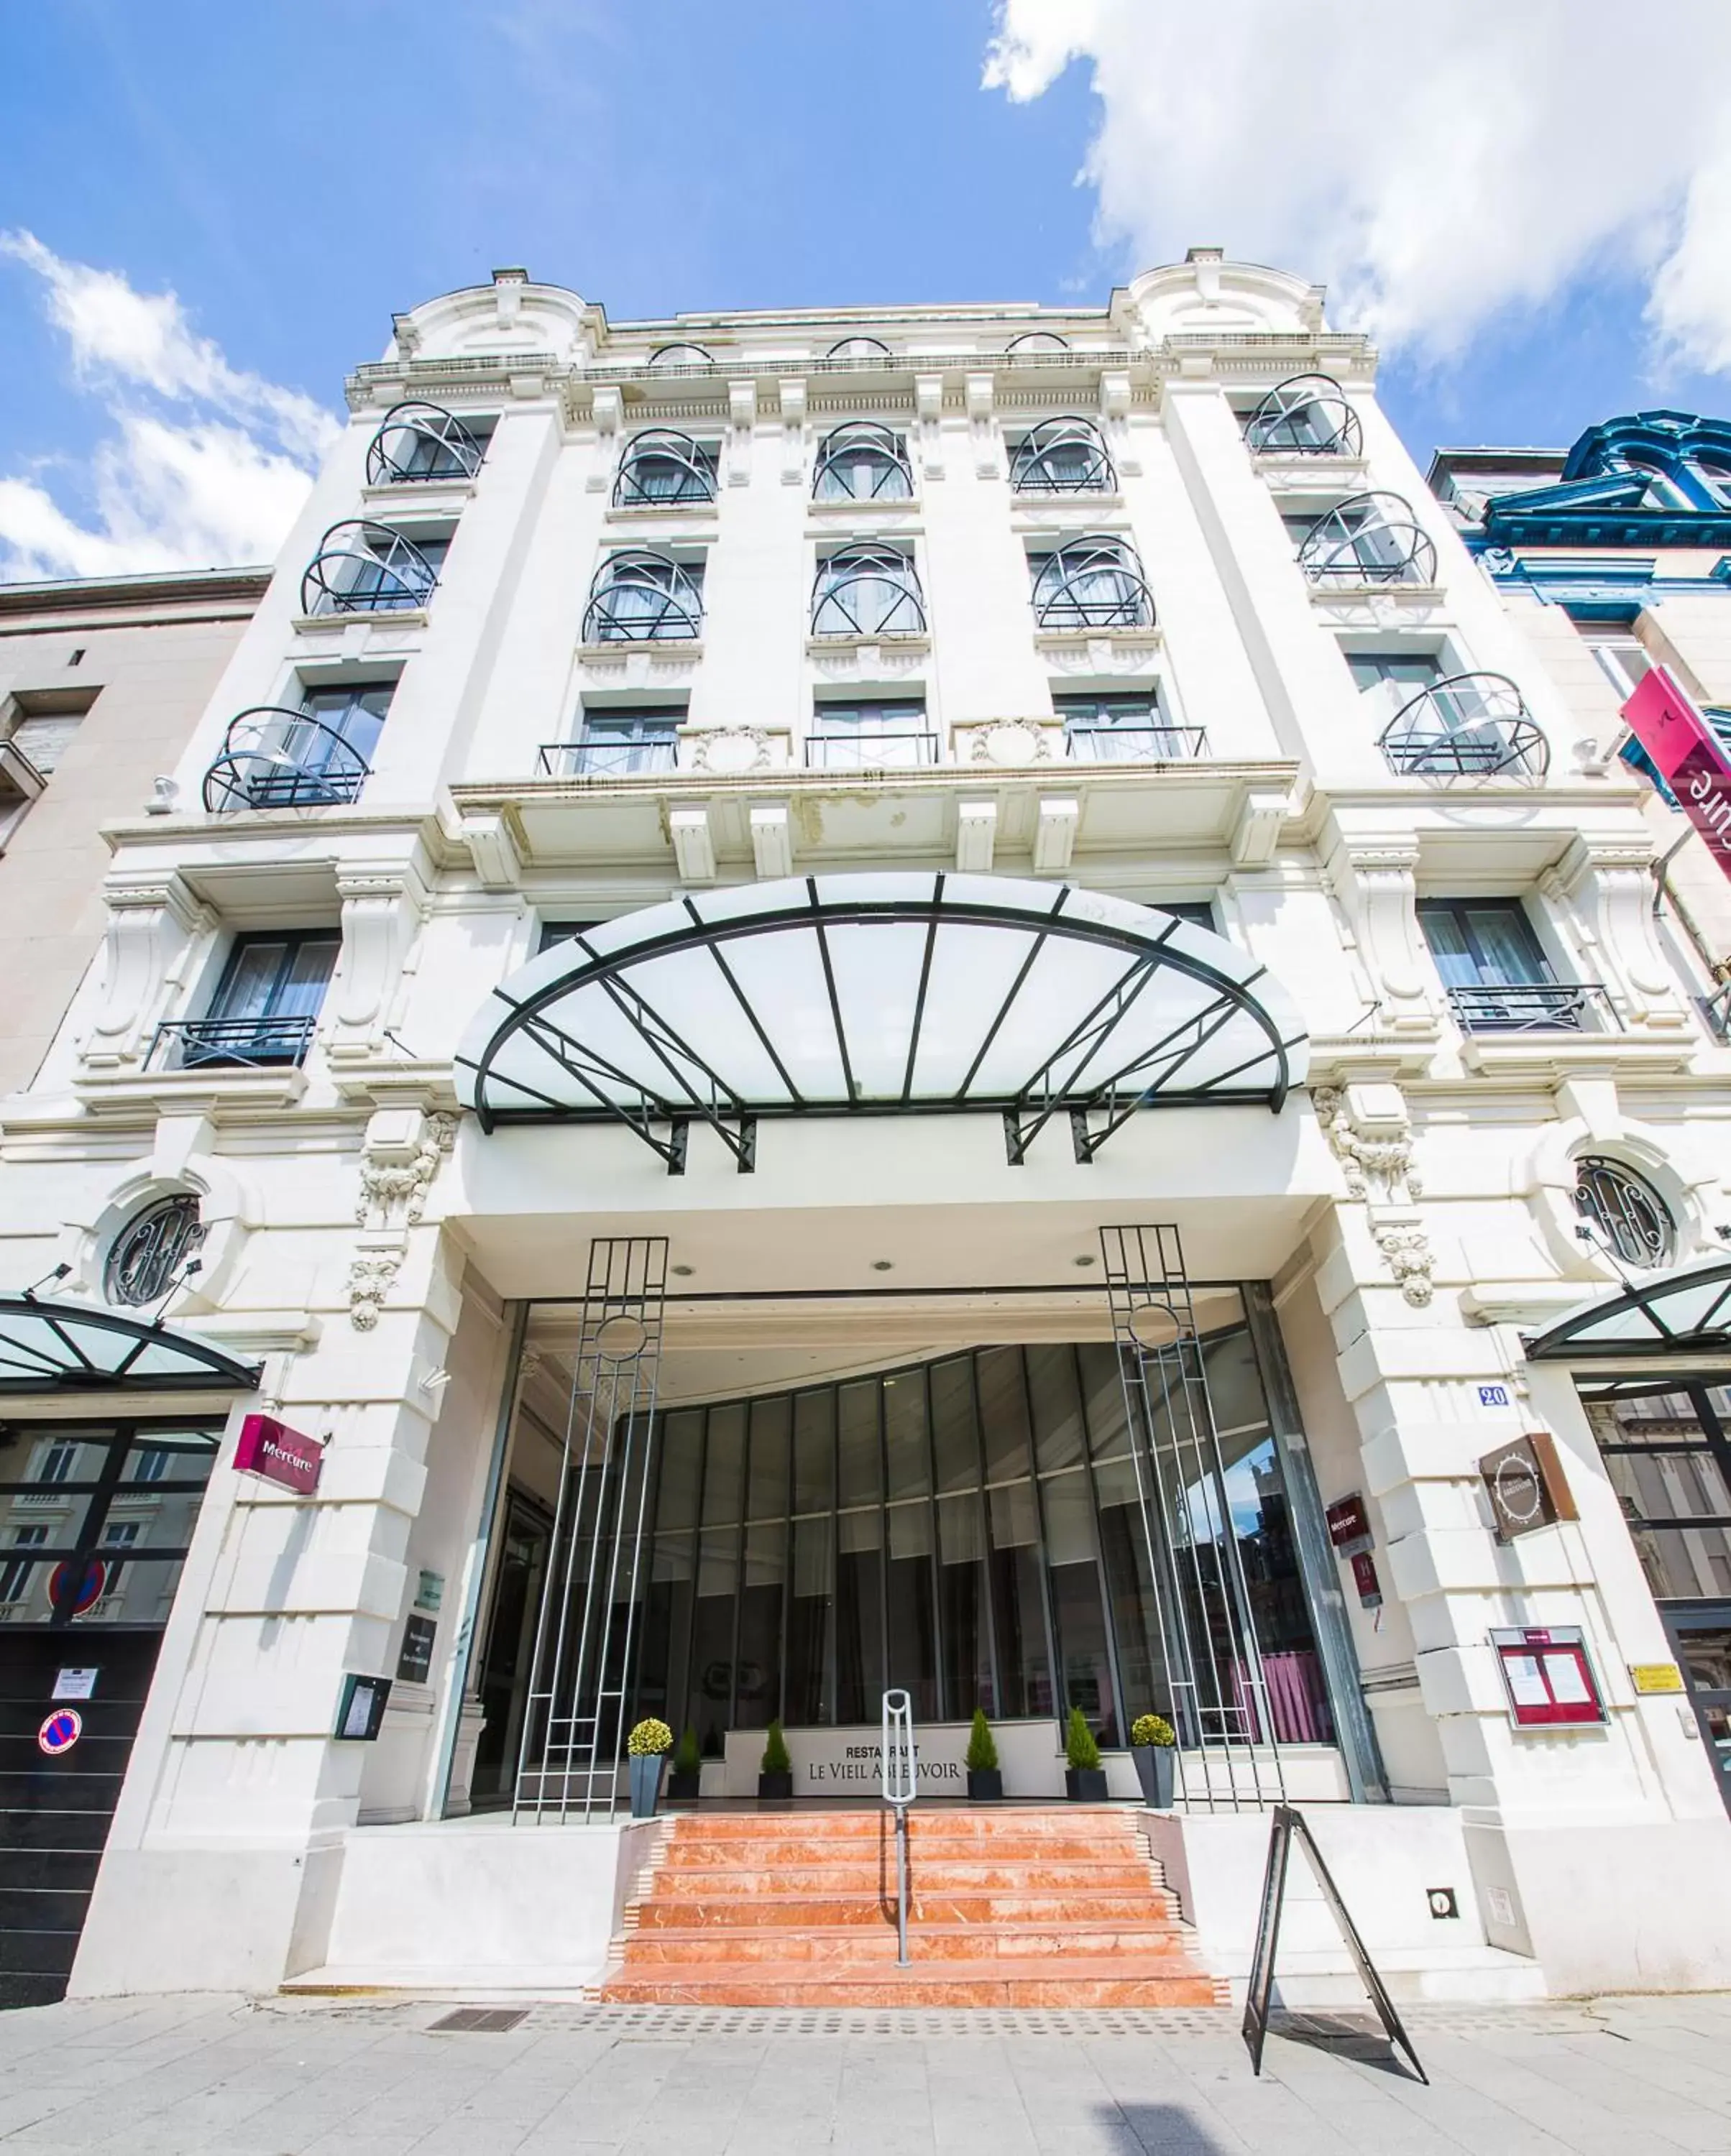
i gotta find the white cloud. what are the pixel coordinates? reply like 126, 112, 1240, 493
0, 233, 339, 581
984, 1, 1731, 371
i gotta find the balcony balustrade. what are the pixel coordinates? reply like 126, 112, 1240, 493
1443, 982, 1616, 1034
1378, 673, 1549, 781
147, 1015, 320, 1072
203, 709, 372, 814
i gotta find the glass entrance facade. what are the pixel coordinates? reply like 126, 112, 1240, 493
478, 1296, 1339, 1787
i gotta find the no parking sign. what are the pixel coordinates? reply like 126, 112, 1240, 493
37, 1709, 83, 1756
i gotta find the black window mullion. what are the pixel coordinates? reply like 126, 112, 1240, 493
967, 1348, 1004, 1722
50, 1422, 131, 1626
876, 1370, 890, 1715
1016, 1347, 1067, 1736
1070, 1341, 1130, 1745
921, 1355, 945, 1720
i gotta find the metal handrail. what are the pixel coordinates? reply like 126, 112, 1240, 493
805, 732, 937, 770
148, 1015, 318, 1071
203, 709, 372, 814
537, 740, 679, 778
1066, 723, 1207, 763
1377, 673, 1548, 782
1443, 982, 1616, 1034
882, 1687, 914, 1968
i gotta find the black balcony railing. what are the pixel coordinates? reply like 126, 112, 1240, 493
1444, 982, 1616, 1034
148, 1016, 319, 1071
537, 740, 679, 778
804, 732, 938, 771
203, 710, 372, 814
1378, 673, 1548, 782
1066, 724, 1208, 763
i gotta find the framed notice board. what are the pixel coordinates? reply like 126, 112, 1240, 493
1489, 1626, 1606, 1728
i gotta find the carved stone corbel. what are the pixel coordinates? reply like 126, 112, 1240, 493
727, 379, 756, 487
326, 860, 430, 1063
1315, 1083, 1433, 1305
82, 870, 213, 1069
1552, 834, 1688, 1028
779, 377, 807, 485
355, 1109, 457, 1230
1370, 1218, 1435, 1307
347, 1248, 403, 1332
1326, 839, 1437, 1034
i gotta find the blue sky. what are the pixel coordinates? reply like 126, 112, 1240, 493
3, 0, 1729, 576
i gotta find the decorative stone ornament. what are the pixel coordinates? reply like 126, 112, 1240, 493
1315, 1084, 1436, 1305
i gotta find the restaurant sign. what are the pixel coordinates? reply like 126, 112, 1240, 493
1622, 667, 1731, 883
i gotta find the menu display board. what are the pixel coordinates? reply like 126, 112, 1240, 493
1489, 1626, 1606, 1728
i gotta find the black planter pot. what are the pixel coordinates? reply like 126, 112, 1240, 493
758, 1770, 794, 1800
628, 1752, 665, 1820
966, 1767, 1004, 1801
667, 1769, 701, 1801
1131, 1744, 1175, 1809
1065, 1767, 1109, 1801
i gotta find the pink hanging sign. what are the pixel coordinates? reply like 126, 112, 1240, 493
233, 1413, 323, 1495
1622, 666, 1731, 882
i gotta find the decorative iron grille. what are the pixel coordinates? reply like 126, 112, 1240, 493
812, 420, 914, 502
810, 543, 927, 637
203, 708, 372, 814
104, 1194, 206, 1308
1296, 493, 1437, 586
1443, 982, 1615, 1033
582, 549, 704, 642
613, 430, 717, 507
826, 336, 892, 360
1574, 1156, 1676, 1268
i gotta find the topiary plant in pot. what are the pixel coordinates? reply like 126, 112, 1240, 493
626, 1718, 673, 1818
668, 1723, 702, 1801
1063, 1705, 1108, 1800
758, 1717, 794, 1801
1129, 1713, 1177, 1808
965, 1707, 1002, 1800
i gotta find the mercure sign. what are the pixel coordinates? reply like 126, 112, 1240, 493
1622, 666, 1731, 882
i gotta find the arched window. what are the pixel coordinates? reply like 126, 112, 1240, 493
1009, 417, 1115, 495
300, 522, 442, 615
105, 1194, 206, 1307
1574, 1156, 1676, 1268
583, 550, 705, 642
366, 402, 485, 484
1005, 331, 1070, 355
811, 543, 927, 637
826, 336, 892, 361
813, 421, 913, 502
646, 342, 713, 370
1295, 494, 1437, 586
614, 430, 717, 507
1029, 534, 1154, 630
1244, 375, 1362, 456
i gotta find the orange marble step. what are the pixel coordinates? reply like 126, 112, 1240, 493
653, 1864, 1157, 1897
635, 1891, 1178, 1929
602, 1962, 1228, 2008
621, 1925, 1203, 1966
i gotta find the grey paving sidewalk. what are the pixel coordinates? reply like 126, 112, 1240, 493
0, 1992, 1729, 2155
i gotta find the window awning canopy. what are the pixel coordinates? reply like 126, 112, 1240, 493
1523, 1259, 1731, 1363
0, 1296, 263, 1396
456, 872, 1309, 1172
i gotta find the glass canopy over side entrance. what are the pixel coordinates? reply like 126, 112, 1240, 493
468, 1294, 1338, 1805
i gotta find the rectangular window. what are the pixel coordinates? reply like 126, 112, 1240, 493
175, 929, 340, 1068
9, 711, 83, 775
0, 1526, 47, 1606
1054, 691, 1200, 763
806, 701, 934, 771
1418, 898, 1589, 1033
229, 682, 393, 809
555, 708, 682, 778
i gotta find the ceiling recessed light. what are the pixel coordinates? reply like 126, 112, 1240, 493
1073, 1254, 1097, 1268
871, 1259, 894, 1272
671, 1263, 695, 1277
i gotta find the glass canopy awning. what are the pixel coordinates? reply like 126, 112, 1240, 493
456, 872, 1309, 1172
1524, 1259, 1731, 1363
0, 1295, 263, 1396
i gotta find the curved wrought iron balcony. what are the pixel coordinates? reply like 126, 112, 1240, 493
300, 522, 439, 616
1032, 533, 1154, 631
1297, 492, 1437, 586
582, 549, 705, 642
1244, 374, 1362, 456
810, 543, 927, 637
613, 430, 717, 507
147, 1015, 319, 1070
813, 420, 914, 502
1009, 416, 1116, 494
1378, 673, 1549, 781
366, 401, 484, 485
1443, 982, 1615, 1033
203, 709, 372, 814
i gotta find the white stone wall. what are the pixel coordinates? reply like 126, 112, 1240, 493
1, 256, 1728, 1996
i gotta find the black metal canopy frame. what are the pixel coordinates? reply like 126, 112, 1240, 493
0, 1295, 262, 1396
456, 873, 1309, 1174
1524, 1260, 1731, 1363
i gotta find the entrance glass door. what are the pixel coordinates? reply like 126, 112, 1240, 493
1668, 1610, 1731, 1807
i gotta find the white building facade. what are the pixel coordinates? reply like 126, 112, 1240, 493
4, 252, 1731, 2007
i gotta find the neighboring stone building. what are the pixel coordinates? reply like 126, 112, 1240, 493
1431, 415, 1731, 1023
3, 259, 1731, 2011
0, 569, 269, 1093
